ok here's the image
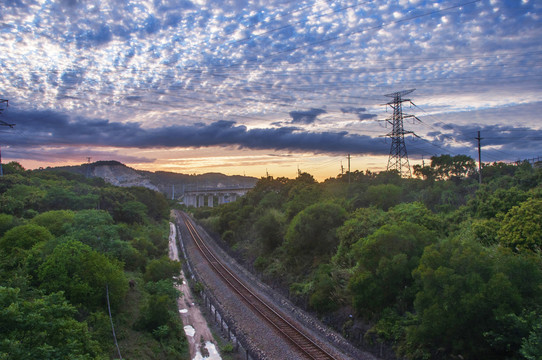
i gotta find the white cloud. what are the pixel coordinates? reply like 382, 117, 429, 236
0, 0, 540, 172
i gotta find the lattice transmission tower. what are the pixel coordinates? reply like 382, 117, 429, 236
0, 99, 14, 177
383, 89, 420, 177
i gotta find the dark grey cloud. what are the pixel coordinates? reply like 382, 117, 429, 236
289, 108, 326, 124
3, 109, 390, 155
341, 107, 377, 121
4, 146, 155, 164
423, 122, 542, 162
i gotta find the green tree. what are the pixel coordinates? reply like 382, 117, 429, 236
0, 213, 18, 237
255, 208, 285, 253
387, 202, 443, 232
115, 200, 148, 224
404, 238, 542, 359
37, 239, 127, 310
470, 218, 500, 246
0, 224, 53, 252
469, 186, 528, 219
1, 161, 25, 175
0, 286, 105, 359
284, 181, 322, 220
521, 315, 542, 360
498, 198, 542, 252
31, 210, 75, 236
4, 184, 46, 214
144, 256, 181, 283
333, 207, 386, 268
308, 264, 339, 313
429, 154, 476, 180
365, 184, 402, 210
283, 202, 346, 274
128, 187, 169, 221
348, 222, 434, 316
41, 186, 98, 211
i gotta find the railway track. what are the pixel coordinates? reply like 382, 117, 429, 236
179, 211, 337, 360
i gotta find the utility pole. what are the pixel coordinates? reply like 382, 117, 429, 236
476, 131, 483, 184
347, 153, 351, 184
0, 99, 14, 177
382, 89, 420, 177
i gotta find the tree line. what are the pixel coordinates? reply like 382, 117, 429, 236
193, 155, 542, 360
0, 162, 187, 359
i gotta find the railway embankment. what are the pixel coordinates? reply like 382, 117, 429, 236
174, 210, 376, 360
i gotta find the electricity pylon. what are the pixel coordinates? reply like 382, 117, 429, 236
383, 89, 420, 177
0, 99, 14, 177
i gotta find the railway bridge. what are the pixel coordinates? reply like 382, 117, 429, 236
182, 186, 253, 208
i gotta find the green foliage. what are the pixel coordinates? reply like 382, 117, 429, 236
284, 181, 322, 219
115, 200, 148, 224
470, 218, 501, 246
0, 213, 17, 237
403, 238, 542, 359
333, 207, 386, 268
136, 279, 182, 337
364, 184, 402, 210
387, 202, 442, 232
0, 166, 189, 360
254, 208, 285, 253
414, 154, 476, 180
137, 294, 174, 332
1, 224, 50, 253
349, 222, 435, 316
0, 286, 105, 359
144, 256, 181, 283
98, 187, 136, 214
128, 187, 169, 221
520, 314, 542, 360
1, 161, 25, 175
37, 239, 127, 310
175, 157, 542, 360
498, 198, 542, 252
2, 184, 46, 216
41, 186, 99, 211
469, 186, 528, 219
144, 279, 181, 299
284, 202, 346, 274
308, 264, 339, 313
31, 210, 75, 236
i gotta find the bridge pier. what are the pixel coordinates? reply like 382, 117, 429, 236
183, 186, 253, 208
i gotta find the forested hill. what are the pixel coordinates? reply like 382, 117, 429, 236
0, 162, 188, 359
50, 160, 258, 197
193, 155, 542, 360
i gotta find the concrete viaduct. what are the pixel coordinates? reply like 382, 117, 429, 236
182, 187, 253, 208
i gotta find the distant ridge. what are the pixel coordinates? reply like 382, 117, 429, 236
47, 161, 258, 199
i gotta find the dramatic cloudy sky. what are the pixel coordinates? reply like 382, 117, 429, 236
1, 0, 541, 179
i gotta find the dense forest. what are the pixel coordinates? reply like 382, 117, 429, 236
193, 155, 542, 360
0, 162, 187, 359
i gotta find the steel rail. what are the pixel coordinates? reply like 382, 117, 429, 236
179, 211, 336, 360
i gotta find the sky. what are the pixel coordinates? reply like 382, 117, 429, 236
1, 0, 541, 180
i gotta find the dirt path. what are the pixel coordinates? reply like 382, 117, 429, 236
169, 222, 221, 360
